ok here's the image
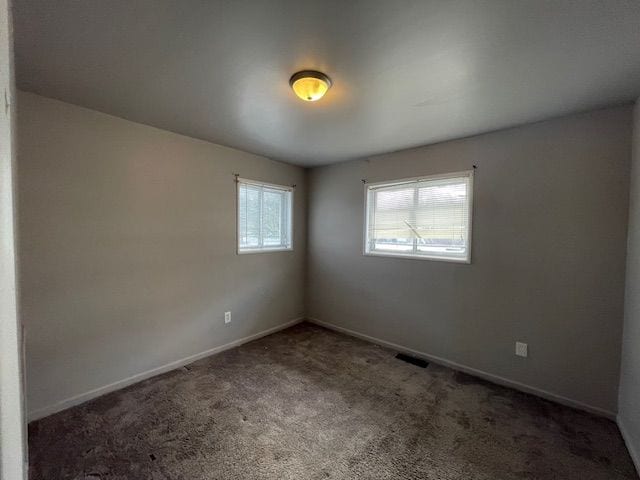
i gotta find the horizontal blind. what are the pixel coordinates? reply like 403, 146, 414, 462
366, 172, 472, 261
238, 179, 292, 252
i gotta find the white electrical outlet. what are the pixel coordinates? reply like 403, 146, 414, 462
515, 342, 528, 358
224, 311, 231, 324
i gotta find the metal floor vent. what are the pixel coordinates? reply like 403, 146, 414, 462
395, 353, 428, 368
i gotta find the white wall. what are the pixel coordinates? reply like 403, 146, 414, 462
308, 106, 632, 416
0, 0, 27, 477
619, 98, 640, 471
17, 92, 307, 420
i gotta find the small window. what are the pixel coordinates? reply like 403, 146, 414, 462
364, 171, 473, 263
237, 178, 293, 253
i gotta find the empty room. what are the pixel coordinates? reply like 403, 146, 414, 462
2, 0, 640, 479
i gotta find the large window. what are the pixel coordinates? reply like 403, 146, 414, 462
237, 178, 293, 253
364, 171, 473, 263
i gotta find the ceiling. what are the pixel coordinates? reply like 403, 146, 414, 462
12, 1, 640, 167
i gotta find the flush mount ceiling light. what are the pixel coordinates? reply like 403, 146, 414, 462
289, 70, 332, 102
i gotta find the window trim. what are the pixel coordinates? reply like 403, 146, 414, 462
363, 170, 474, 264
236, 177, 294, 255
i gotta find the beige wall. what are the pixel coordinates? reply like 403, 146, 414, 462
0, 0, 27, 477
619, 99, 640, 470
16, 89, 636, 426
307, 106, 632, 415
17, 91, 307, 419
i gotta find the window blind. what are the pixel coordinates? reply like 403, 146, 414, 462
365, 172, 472, 262
237, 179, 292, 252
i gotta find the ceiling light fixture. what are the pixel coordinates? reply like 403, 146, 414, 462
289, 70, 332, 102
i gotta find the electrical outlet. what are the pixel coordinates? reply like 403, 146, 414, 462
224, 311, 231, 324
515, 341, 528, 358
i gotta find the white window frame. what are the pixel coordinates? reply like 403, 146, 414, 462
236, 177, 294, 254
363, 170, 474, 263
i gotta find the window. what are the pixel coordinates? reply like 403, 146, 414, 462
364, 171, 473, 262
237, 178, 293, 253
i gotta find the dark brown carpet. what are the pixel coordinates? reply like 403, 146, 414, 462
29, 322, 637, 479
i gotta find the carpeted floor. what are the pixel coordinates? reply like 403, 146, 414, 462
29, 322, 637, 480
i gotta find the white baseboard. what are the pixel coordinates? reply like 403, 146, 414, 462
618, 415, 640, 476
308, 317, 616, 420
28, 318, 304, 422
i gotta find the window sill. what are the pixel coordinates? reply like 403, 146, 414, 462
363, 251, 470, 264
238, 247, 293, 255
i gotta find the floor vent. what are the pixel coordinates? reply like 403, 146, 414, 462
395, 353, 428, 368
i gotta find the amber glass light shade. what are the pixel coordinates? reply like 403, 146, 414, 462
289, 71, 332, 102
